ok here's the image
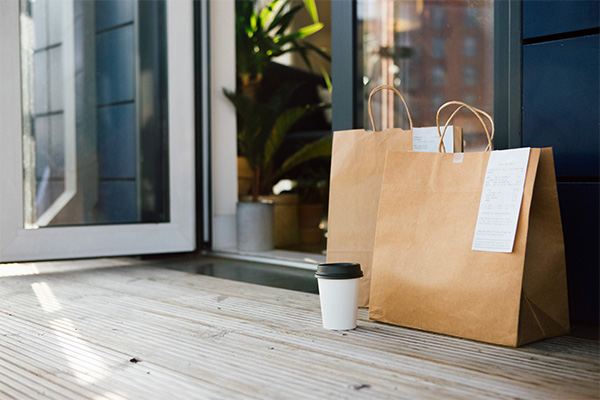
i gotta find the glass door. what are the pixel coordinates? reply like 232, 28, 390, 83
0, 0, 196, 262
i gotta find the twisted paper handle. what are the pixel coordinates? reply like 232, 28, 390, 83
367, 85, 414, 132
436, 101, 494, 153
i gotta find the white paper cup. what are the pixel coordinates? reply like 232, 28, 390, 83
316, 263, 363, 330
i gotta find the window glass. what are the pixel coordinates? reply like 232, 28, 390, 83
463, 65, 477, 86
463, 36, 477, 58
431, 7, 445, 29
357, 0, 494, 151
431, 37, 445, 59
464, 6, 479, 28
20, 0, 169, 227
431, 65, 445, 87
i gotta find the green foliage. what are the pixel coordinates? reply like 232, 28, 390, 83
224, 84, 331, 200
235, 0, 330, 86
276, 134, 331, 179
229, 0, 332, 202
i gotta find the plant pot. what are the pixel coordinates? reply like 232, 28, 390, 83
265, 193, 300, 248
298, 204, 325, 245
241, 193, 300, 248
236, 201, 274, 252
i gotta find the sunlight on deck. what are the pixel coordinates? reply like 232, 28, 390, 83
32, 281, 111, 387
31, 282, 62, 312
0, 258, 138, 278
49, 318, 110, 386
0, 263, 40, 278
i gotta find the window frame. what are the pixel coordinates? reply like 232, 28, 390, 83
0, 0, 196, 262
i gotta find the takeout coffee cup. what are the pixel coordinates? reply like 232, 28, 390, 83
315, 263, 363, 330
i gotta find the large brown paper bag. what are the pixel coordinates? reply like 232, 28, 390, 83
369, 102, 569, 346
326, 85, 414, 307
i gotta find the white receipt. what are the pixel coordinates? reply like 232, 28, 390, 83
472, 148, 531, 253
413, 126, 454, 153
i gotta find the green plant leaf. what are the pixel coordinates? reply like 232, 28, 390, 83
250, 11, 259, 32
292, 45, 313, 72
275, 23, 323, 45
259, 0, 283, 30
275, 135, 332, 179
270, 4, 303, 35
266, 0, 290, 30
297, 22, 324, 38
300, 39, 331, 61
320, 66, 332, 92
263, 105, 310, 170
303, 0, 320, 23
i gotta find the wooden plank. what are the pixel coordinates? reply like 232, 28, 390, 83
0, 260, 598, 400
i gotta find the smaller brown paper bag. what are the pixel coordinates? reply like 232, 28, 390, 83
326, 85, 414, 307
369, 102, 569, 346
326, 86, 464, 307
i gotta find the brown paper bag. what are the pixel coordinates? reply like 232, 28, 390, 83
326, 87, 464, 307
369, 102, 569, 346
326, 85, 413, 307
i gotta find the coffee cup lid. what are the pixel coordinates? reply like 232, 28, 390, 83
315, 263, 363, 279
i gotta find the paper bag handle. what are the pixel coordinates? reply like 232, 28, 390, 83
436, 101, 494, 153
368, 85, 414, 132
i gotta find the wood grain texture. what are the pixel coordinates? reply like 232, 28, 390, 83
0, 260, 598, 399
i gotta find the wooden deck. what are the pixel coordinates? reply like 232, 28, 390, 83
1, 258, 598, 399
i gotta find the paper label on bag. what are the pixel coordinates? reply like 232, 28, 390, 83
472, 148, 531, 253
453, 153, 464, 163
413, 126, 454, 153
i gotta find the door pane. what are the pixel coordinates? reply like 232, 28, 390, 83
357, 0, 494, 151
20, 0, 169, 228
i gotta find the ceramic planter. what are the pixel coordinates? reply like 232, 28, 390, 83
240, 193, 300, 248
236, 201, 274, 252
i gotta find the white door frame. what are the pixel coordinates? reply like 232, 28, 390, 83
0, 0, 196, 262
209, 0, 238, 250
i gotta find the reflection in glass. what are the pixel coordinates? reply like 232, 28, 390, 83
431, 65, 445, 87
431, 37, 445, 59
463, 36, 477, 58
20, 0, 169, 228
357, 0, 494, 151
463, 65, 478, 86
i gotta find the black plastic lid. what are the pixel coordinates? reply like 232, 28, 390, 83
315, 263, 363, 279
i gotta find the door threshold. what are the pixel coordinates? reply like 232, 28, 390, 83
208, 248, 325, 271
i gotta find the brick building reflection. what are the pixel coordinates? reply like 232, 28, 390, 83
359, 0, 494, 151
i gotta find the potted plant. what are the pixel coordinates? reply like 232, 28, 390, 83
224, 84, 331, 251
227, 0, 331, 251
